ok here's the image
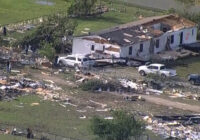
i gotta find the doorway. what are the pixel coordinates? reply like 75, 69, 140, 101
180, 32, 183, 45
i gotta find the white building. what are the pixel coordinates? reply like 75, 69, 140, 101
72, 14, 198, 61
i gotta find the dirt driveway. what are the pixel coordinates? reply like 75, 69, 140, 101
112, 92, 200, 113
140, 94, 200, 113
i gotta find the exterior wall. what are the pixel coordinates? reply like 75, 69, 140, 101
168, 27, 197, 49
72, 38, 93, 55
72, 37, 120, 58
154, 34, 168, 53
154, 26, 197, 52
120, 40, 151, 60
182, 27, 197, 44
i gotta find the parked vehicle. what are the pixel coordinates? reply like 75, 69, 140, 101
188, 74, 200, 85
57, 55, 96, 68
138, 63, 177, 78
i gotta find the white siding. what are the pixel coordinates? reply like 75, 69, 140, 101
72, 37, 120, 57
120, 40, 150, 60
72, 38, 93, 55
182, 27, 197, 44
154, 34, 168, 53
168, 27, 197, 49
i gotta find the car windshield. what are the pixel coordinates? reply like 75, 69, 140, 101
66, 57, 75, 60
160, 66, 166, 70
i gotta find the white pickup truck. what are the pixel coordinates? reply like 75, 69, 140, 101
57, 55, 96, 68
138, 63, 177, 78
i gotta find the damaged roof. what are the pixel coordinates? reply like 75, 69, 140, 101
92, 14, 197, 46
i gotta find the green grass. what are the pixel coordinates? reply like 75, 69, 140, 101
0, 0, 69, 25
173, 56, 200, 79
0, 135, 28, 140
0, 95, 95, 140
74, 2, 163, 35
0, 0, 163, 44
0, 94, 164, 140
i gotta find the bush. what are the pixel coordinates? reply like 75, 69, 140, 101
91, 110, 144, 140
80, 79, 104, 91
80, 79, 121, 91
39, 41, 55, 61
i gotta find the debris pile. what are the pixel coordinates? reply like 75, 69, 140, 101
0, 76, 63, 101
123, 95, 145, 101
143, 115, 200, 139
118, 78, 200, 101
151, 48, 199, 61
167, 89, 200, 101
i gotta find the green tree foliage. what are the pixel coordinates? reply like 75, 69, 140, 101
16, 15, 77, 53
39, 41, 55, 61
91, 110, 144, 140
68, 0, 98, 17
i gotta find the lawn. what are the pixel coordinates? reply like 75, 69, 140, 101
0, 93, 165, 140
74, 1, 163, 35
0, 0, 69, 25
0, 0, 163, 35
174, 56, 200, 78
0, 95, 95, 140
0, 135, 28, 140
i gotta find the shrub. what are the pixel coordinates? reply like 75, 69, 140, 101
91, 110, 145, 140
39, 41, 55, 61
80, 79, 122, 92
80, 79, 104, 91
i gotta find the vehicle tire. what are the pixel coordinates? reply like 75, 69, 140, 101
139, 70, 146, 76
161, 74, 167, 79
74, 64, 79, 70
59, 61, 64, 67
190, 80, 195, 85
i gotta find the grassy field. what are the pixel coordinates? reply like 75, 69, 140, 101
0, 0, 69, 25
0, 135, 27, 140
0, 0, 163, 34
0, 95, 95, 140
74, 2, 163, 35
0, 92, 165, 140
172, 56, 200, 78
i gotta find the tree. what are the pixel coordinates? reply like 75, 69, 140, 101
91, 110, 144, 140
15, 14, 77, 53
68, 0, 98, 17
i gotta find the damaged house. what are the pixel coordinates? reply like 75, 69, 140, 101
72, 14, 198, 60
